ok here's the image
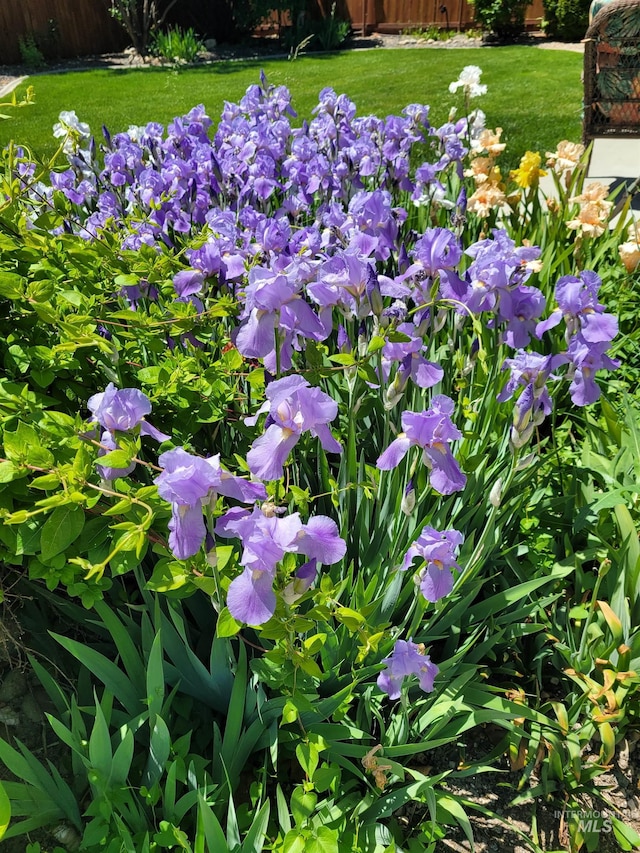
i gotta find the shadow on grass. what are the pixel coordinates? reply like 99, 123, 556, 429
101, 54, 359, 76
28, 44, 376, 80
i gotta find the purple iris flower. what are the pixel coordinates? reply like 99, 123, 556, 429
453, 230, 542, 319
216, 506, 302, 574
186, 242, 223, 278
227, 567, 277, 626
50, 169, 94, 205
173, 269, 206, 298
246, 375, 341, 481
433, 119, 468, 175
497, 351, 556, 405
88, 384, 169, 480
295, 516, 349, 563
89, 384, 147, 431
88, 384, 168, 440
536, 270, 618, 345
234, 265, 327, 372
344, 190, 401, 262
307, 250, 378, 320
402, 525, 464, 602
383, 229, 464, 306
410, 162, 448, 211
155, 448, 266, 559
216, 506, 345, 625
382, 322, 444, 407
534, 271, 619, 403
376, 395, 466, 495
501, 285, 546, 349
497, 351, 557, 448
563, 337, 620, 406
377, 639, 439, 700
410, 227, 463, 278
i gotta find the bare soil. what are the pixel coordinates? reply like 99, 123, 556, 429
432, 730, 640, 852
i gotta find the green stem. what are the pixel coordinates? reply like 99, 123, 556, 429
452, 450, 520, 593
274, 325, 282, 380
342, 382, 358, 568
577, 560, 608, 664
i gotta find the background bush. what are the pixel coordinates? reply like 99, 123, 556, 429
469, 0, 530, 38
149, 25, 205, 63
543, 0, 591, 40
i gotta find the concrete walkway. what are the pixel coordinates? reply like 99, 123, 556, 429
538, 136, 640, 223
0, 76, 27, 99
588, 137, 640, 181
584, 138, 640, 217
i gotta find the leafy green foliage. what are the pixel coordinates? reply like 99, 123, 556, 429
150, 26, 205, 65
18, 36, 46, 70
0, 86, 35, 123
468, 0, 530, 38
543, 0, 591, 40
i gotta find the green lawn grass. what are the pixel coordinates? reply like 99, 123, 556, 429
1, 47, 584, 171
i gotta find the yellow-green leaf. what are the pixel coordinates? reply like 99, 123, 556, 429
216, 607, 241, 638
40, 505, 85, 562
0, 779, 10, 839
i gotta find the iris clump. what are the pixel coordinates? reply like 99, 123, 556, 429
2, 57, 636, 853
19, 70, 622, 713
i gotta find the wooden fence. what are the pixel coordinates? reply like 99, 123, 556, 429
0, 0, 548, 65
329, 0, 546, 33
0, 0, 127, 65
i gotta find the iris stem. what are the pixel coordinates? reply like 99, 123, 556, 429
274, 325, 282, 380
577, 561, 607, 665
454, 449, 520, 592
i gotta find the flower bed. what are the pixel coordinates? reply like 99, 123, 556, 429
0, 66, 638, 852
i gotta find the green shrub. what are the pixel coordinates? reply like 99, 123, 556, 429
543, 0, 590, 40
282, 3, 350, 54
149, 25, 205, 64
18, 35, 46, 69
468, 0, 529, 38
